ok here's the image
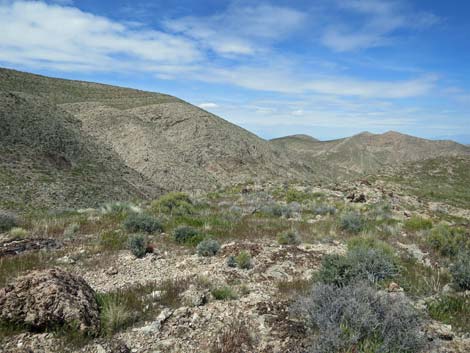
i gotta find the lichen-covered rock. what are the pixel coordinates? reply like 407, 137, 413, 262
0, 268, 100, 334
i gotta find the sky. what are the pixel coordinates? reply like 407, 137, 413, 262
1, 0, 470, 143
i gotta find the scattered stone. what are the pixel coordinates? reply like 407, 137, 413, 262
387, 282, 403, 293
0, 268, 100, 334
181, 285, 209, 307
428, 321, 455, 341
136, 308, 173, 334
105, 266, 118, 276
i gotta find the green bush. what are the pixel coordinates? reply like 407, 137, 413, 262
226, 255, 237, 268
318, 242, 398, 286
293, 282, 424, 353
313, 205, 336, 216
173, 226, 203, 245
9, 227, 28, 238
450, 251, 470, 290
277, 230, 301, 245
235, 251, 252, 269
196, 238, 220, 257
0, 211, 18, 232
99, 230, 127, 251
63, 223, 80, 238
123, 213, 163, 234
428, 294, 470, 333
340, 212, 364, 233
128, 234, 147, 258
151, 192, 194, 215
404, 216, 432, 232
211, 286, 238, 300
427, 224, 468, 257
347, 236, 396, 258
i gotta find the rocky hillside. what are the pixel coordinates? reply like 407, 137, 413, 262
2, 67, 469, 210
0, 91, 160, 211
271, 131, 470, 180
0, 68, 303, 197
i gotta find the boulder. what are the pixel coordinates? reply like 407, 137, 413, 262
0, 268, 100, 334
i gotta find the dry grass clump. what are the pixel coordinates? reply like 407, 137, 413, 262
210, 319, 255, 353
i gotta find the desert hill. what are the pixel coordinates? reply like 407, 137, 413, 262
271, 130, 470, 180
1, 67, 469, 209
0, 91, 160, 210
0, 68, 303, 199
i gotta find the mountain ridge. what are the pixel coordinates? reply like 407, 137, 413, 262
1, 67, 469, 209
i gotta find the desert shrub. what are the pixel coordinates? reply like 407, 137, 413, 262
0, 211, 18, 232
123, 213, 163, 234
63, 223, 80, 238
340, 212, 364, 233
317, 254, 355, 287
197, 238, 221, 257
293, 282, 424, 353
210, 319, 254, 353
151, 192, 194, 215
97, 283, 158, 336
99, 230, 127, 251
235, 251, 252, 269
427, 224, 468, 257
226, 256, 237, 268
318, 245, 398, 286
128, 234, 147, 258
450, 251, 470, 290
404, 216, 433, 232
211, 286, 237, 300
347, 236, 396, 258
428, 294, 470, 333
173, 226, 203, 245
9, 227, 28, 238
159, 278, 189, 308
259, 203, 294, 218
367, 201, 392, 221
277, 230, 301, 245
98, 295, 133, 335
313, 205, 336, 216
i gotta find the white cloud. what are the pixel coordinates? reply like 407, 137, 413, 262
0, 1, 201, 72
0, 1, 439, 101
322, 0, 440, 52
198, 102, 219, 109
163, 4, 306, 56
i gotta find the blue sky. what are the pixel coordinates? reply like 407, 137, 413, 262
1, 0, 470, 142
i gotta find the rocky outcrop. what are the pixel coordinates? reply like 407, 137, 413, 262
0, 268, 100, 334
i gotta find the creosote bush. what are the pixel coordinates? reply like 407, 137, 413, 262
197, 238, 220, 257
0, 211, 18, 232
340, 211, 364, 233
123, 213, 163, 234
293, 282, 424, 353
151, 192, 194, 216
277, 230, 301, 245
128, 234, 147, 258
450, 251, 470, 290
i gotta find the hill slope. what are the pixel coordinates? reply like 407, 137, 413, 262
271, 131, 470, 180
0, 91, 160, 210
0, 68, 303, 204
